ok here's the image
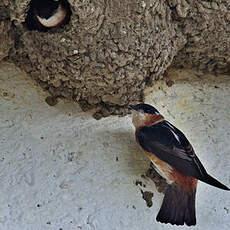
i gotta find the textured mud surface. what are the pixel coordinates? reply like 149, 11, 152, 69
171, 0, 230, 73
0, 20, 13, 61
140, 190, 154, 208
0, 0, 13, 61
1, 0, 230, 118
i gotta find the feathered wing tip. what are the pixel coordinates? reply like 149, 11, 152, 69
201, 174, 230, 191
156, 183, 196, 226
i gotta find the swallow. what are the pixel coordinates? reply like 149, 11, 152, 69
130, 103, 229, 226
25, 0, 71, 31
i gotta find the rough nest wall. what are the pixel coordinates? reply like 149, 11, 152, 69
0, 1, 14, 61
171, 0, 230, 73
1, 0, 230, 118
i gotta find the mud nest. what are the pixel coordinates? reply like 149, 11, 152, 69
1, 0, 230, 118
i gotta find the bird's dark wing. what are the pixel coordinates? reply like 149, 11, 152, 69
136, 121, 207, 180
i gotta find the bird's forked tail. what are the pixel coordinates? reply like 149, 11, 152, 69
156, 183, 196, 226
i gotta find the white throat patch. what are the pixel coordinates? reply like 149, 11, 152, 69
132, 111, 146, 128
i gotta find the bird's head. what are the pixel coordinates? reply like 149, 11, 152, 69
129, 103, 163, 128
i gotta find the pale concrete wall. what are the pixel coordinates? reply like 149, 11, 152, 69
0, 62, 230, 230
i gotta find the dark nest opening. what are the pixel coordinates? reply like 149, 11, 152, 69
25, 0, 71, 32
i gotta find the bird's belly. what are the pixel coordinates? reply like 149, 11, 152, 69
145, 151, 173, 184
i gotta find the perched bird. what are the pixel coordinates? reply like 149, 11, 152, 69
130, 103, 229, 226
25, 0, 71, 31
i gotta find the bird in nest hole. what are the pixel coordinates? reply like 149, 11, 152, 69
25, 0, 71, 31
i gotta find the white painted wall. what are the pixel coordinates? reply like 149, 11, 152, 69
0, 62, 229, 230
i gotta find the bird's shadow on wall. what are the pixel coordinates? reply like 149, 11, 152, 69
98, 129, 168, 194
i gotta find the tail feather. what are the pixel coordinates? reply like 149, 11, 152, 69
185, 187, 196, 226
201, 174, 230, 191
156, 183, 196, 226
